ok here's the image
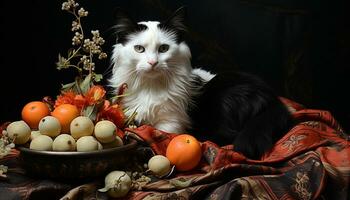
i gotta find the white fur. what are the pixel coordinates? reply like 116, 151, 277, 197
109, 21, 199, 133
192, 68, 216, 82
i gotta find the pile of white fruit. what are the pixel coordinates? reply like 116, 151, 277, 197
5, 116, 123, 152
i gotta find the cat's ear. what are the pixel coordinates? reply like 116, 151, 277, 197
160, 6, 187, 33
112, 8, 146, 44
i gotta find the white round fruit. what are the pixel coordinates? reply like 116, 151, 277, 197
70, 116, 94, 139
6, 121, 31, 144
30, 130, 41, 140
52, 134, 76, 151
97, 141, 103, 150
76, 136, 99, 152
30, 135, 53, 151
38, 116, 61, 137
94, 120, 117, 143
102, 136, 123, 149
148, 155, 171, 177
98, 170, 131, 198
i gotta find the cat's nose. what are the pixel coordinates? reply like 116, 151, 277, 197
147, 60, 158, 67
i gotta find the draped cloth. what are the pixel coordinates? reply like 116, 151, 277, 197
1, 98, 349, 200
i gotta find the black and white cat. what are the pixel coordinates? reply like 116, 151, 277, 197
109, 7, 293, 159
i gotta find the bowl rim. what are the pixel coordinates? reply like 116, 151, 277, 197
17, 138, 138, 157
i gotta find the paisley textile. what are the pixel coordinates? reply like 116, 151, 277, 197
0, 98, 349, 200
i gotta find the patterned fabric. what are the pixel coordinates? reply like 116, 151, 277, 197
0, 98, 349, 200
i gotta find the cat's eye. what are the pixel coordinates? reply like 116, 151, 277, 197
134, 45, 145, 53
158, 44, 169, 53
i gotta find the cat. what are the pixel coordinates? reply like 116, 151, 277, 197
108, 7, 293, 159
108, 7, 200, 134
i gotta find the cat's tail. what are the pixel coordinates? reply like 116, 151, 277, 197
189, 71, 294, 160
233, 97, 294, 160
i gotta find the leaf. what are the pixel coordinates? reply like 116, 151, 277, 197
67, 48, 76, 57
83, 105, 96, 121
67, 49, 72, 57
73, 77, 83, 95
94, 73, 103, 82
61, 81, 76, 91
82, 100, 104, 122
79, 74, 92, 94
56, 54, 69, 70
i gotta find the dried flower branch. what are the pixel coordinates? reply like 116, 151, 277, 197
0, 130, 15, 179
56, 0, 107, 94
0, 131, 15, 160
0, 165, 8, 180
52, 0, 131, 126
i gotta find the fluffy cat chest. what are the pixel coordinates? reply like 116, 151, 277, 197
122, 92, 173, 122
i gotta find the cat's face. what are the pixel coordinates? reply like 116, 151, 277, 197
112, 7, 191, 78
121, 21, 180, 76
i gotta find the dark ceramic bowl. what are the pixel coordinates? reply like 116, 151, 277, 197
18, 138, 138, 181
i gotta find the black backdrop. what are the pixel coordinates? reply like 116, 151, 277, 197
1, 0, 349, 131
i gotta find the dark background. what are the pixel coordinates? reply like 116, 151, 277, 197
1, 0, 349, 131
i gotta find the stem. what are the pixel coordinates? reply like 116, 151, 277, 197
89, 49, 93, 76
76, 61, 84, 79
64, 64, 80, 69
77, 16, 84, 37
68, 7, 89, 83
65, 46, 82, 63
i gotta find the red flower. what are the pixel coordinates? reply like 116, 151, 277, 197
55, 91, 76, 108
97, 100, 125, 128
73, 94, 87, 111
85, 85, 106, 105
54, 85, 107, 111
54, 86, 125, 127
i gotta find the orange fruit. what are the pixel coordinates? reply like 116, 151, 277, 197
166, 134, 202, 171
21, 101, 50, 129
51, 104, 80, 133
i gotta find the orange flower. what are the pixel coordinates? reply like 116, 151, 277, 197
55, 91, 76, 108
54, 85, 107, 116
73, 94, 87, 110
85, 85, 106, 105
97, 100, 125, 128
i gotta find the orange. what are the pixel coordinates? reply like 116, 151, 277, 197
166, 134, 202, 171
21, 101, 50, 129
51, 104, 80, 133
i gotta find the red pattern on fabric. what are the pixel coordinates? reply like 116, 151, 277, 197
122, 98, 350, 199
1, 98, 349, 199
125, 125, 177, 156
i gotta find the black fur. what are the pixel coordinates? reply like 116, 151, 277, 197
189, 71, 294, 160
113, 7, 187, 45
158, 6, 187, 43
113, 8, 148, 45
113, 7, 293, 160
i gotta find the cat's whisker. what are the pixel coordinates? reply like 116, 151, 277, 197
102, 65, 114, 77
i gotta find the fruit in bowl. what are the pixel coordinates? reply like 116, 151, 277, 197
6, 120, 31, 145
17, 138, 137, 180
52, 134, 76, 151
21, 101, 50, 129
7, 106, 137, 180
0, 0, 138, 181
51, 104, 80, 134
